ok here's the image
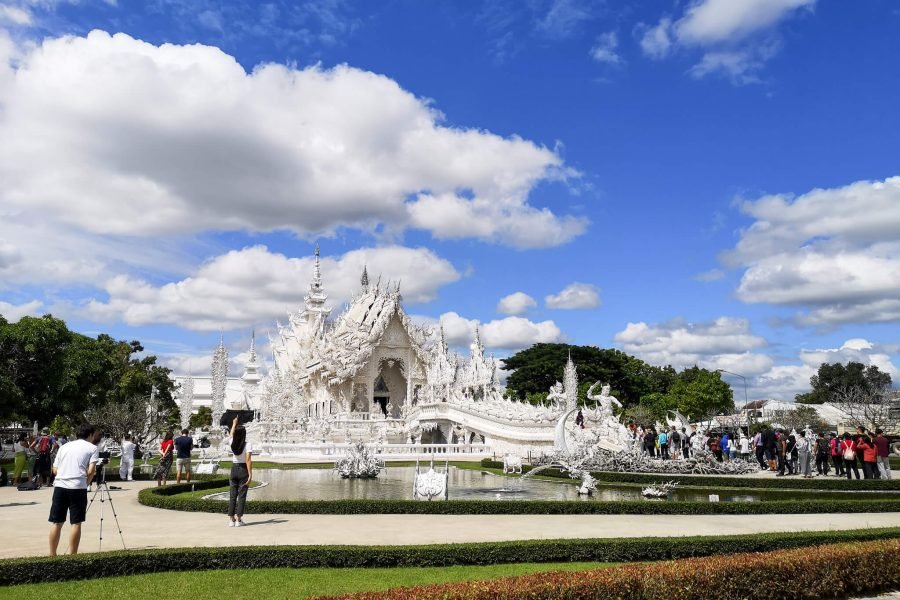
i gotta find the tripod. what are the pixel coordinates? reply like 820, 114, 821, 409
86, 463, 126, 551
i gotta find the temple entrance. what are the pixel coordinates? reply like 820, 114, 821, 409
373, 360, 406, 419
374, 395, 389, 417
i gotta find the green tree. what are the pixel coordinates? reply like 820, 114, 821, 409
664, 367, 734, 422
190, 406, 212, 429
502, 343, 672, 407
795, 362, 893, 404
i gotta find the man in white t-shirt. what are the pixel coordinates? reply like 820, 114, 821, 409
119, 434, 136, 481
48, 424, 100, 556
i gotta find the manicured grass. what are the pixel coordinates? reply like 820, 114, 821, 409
4, 562, 612, 599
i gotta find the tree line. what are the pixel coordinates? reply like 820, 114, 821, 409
501, 343, 734, 423
0, 314, 178, 439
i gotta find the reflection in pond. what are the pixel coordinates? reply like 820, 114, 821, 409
231, 468, 898, 503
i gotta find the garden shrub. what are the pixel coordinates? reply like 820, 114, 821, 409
1, 528, 898, 586
138, 481, 900, 515
325, 538, 900, 599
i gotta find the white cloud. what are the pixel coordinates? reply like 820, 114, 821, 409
535, 0, 595, 39
545, 282, 600, 309
439, 311, 564, 352
614, 316, 773, 375
675, 0, 815, 44
85, 245, 461, 331
0, 299, 43, 322
725, 176, 900, 326
749, 338, 898, 401
0, 30, 581, 249
638, 17, 673, 59
0, 5, 31, 25
694, 268, 724, 282
639, 0, 815, 82
497, 291, 536, 316
589, 32, 621, 65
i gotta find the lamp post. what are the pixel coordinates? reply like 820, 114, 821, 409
716, 369, 750, 431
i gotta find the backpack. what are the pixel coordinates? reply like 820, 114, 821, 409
671, 431, 680, 444
37, 436, 52, 455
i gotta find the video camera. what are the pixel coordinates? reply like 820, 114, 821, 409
97, 450, 111, 466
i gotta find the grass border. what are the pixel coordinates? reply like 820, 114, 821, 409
2, 528, 899, 586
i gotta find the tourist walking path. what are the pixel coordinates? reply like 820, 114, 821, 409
2, 481, 899, 559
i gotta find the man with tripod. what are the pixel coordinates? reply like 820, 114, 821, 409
48, 424, 100, 556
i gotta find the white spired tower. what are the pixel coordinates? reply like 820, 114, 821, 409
240, 331, 262, 410
210, 336, 228, 427
563, 351, 578, 411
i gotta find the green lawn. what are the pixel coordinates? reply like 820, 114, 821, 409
4, 562, 614, 599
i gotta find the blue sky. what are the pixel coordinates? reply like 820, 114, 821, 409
1, 0, 898, 401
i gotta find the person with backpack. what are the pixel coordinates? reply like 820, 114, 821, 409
668, 427, 680, 459
657, 429, 668, 460
814, 433, 830, 476
841, 433, 861, 480
829, 432, 844, 477
31, 428, 55, 486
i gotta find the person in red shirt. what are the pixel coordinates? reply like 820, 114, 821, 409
840, 433, 860, 480
856, 436, 879, 480
154, 431, 175, 486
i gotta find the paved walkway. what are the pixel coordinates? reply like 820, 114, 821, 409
2, 481, 899, 559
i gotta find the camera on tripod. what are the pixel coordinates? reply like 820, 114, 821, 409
96, 450, 111, 466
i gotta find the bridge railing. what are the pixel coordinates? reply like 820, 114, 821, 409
259, 442, 492, 459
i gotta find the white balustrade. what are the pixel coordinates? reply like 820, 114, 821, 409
259, 441, 492, 459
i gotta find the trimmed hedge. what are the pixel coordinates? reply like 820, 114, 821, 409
326, 538, 900, 599
138, 479, 900, 515
480, 459, 900, 491
2, 528, 899, 586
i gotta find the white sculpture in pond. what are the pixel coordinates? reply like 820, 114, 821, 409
335, 442, 384, 479
642, 480, 678, 499
503, 454, 523, 474
577, 472, 597, 495
413, 457, 449, 501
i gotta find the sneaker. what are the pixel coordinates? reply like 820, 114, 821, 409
236, 520, 246, 527
228, 520, 235, 527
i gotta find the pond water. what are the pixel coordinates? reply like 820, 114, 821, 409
234, 467, 899, 503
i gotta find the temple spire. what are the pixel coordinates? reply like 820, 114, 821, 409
361, 265, 369, 291
312, 243, 322, 289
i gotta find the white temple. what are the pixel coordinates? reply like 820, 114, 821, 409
178, 247, 590, 458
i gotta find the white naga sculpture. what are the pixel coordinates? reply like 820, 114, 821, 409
503, 454, 523, 474
642, 480, 678, 499
413, 457, 449, 501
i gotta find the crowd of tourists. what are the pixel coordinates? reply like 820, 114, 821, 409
628, 422, 892, 480
4, 428, 69, 488
751, 426, 892, 480
632, 424, 749, 463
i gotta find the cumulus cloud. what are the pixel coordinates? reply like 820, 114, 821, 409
589, 32, 621, 65
0, 299, 44, 322
497, 292, 536, 316
439, 311, 564, 352
749, 338, 898, 401
85, 245, 460, 331
545, 282, 600, 309
0, 5, 31, 25
614, 316, 773, 375
639, 0, 815, 83
694, 268, 724, 282
0, 30, 582, 250
724, 176, 900, 326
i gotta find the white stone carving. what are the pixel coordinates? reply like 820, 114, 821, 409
335, 442, 384, 479
413, 457, 449, 501
502, 454, 523, 474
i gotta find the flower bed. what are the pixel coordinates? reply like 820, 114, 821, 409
324, 538, 900, 599
1, 529, 898, 585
